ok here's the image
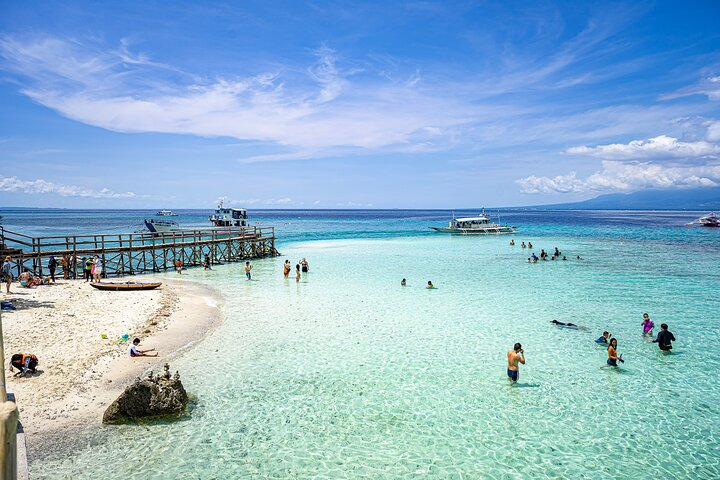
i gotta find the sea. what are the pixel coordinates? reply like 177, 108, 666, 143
2, 208, 719, 479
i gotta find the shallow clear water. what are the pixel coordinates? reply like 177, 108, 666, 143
24, 211, 720, 479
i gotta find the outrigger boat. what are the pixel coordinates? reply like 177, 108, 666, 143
144, 218, 179, 233
91, 282, 162, 291
686, 212, 719, 228
431, 211, 516, 235
156, 210, 178, 216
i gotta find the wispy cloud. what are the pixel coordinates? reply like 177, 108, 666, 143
0, 175, 136, 198
661, 74, 720, 101
226, 197, 293, 206
565, 135, 720, 160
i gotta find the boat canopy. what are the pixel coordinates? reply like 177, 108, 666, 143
455, 216, 489, 222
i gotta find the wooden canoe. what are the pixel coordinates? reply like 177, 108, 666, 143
90, 282, 162, 291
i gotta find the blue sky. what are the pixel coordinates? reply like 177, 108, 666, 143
1, 0, 719, 208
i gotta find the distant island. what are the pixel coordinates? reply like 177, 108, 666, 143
532, 187, 720, 210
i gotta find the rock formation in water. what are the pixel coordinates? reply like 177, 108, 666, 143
103, 363, 188, 424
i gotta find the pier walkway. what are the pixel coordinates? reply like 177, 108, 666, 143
0, 226, 279, 278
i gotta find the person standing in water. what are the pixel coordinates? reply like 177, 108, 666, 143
245, 261, 253, 280
653, 324, 676, 351
507, 343, 525, 383
641, 313, 654, 336
401, 278, 406, 286
295, 264, 301, 282
426, 281, 436, 289
283, 260, 291, 278
300, 258, 309, 273
607, 338, 623, 367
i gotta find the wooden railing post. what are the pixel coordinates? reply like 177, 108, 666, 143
0, 401, 17, 480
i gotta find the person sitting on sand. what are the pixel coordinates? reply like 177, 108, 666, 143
401, 278, 406, 286
9, 353, 38, 376
507, 343, 525, 383
595, 331, 612, 344
551, 319, 578, 328
427, 281, 436, 289
283, 260, 291, 278
653, 324, 675, 351
18, 269, 35, 288
607, 338, 624, 367
129, 338, 158, 357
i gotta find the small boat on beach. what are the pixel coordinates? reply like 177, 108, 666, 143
686, 212, 720, 228
431, 212, 516, 235
90, 282, 162, 291
156, 210, 178, 216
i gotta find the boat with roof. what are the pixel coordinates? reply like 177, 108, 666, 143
431, 211, 516, 234
686, 212, 719, 228
156, 210, 178, 216
209, 198, 249, 227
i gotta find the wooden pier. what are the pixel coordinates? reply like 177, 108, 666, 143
0, 226, 278, 278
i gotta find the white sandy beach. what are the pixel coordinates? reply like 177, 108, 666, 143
1, 275, 223, 459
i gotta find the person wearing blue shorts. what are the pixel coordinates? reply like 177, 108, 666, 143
245, 261, 252, 280
507, 342, 525, 383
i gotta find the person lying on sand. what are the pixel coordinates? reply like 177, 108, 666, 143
129, 338, 158, 357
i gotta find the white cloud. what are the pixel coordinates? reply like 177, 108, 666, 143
708, 121, 720, 142
0, 36, 474, 153
227, 197, 293, 206
336, 201, 373, 207
661, 75, 720, 101
565, 135, 720, 160
0, 175, 135, 198
517, 161, 720, 194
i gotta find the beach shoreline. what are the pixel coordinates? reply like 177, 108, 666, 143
2, 274, 224, 463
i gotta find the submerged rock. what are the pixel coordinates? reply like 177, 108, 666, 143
103, 363, 188, 424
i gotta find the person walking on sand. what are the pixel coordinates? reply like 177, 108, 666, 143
283, 260, 291, 278
653, 324, 676, 351
245, 261, 253, 280
129, 338, 158, 357
295, 264, 301, 282
60, 253, 70, 280
507, 343, 525, 383
2, 257, 13, 294
92, 255, 103, 283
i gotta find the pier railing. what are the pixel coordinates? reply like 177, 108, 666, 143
0, 226, 278, 278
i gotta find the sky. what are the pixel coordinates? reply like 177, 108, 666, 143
1, 0, 719, 209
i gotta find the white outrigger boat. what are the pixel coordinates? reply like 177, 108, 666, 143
144, 218, 179, 233
156, 210, 178, 216
686, 212, 719, 228
431, 212, 516, 235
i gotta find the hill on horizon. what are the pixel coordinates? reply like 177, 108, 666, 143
534, 188, 720, 210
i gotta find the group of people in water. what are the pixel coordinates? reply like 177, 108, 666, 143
400, 279, 436, 289
282, 258, 309, 282
510, 239, 582, 263
509, 313, 677, 383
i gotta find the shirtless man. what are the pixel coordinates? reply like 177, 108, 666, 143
507, 343, 525, 383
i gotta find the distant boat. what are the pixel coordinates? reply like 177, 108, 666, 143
144, 218, 179, 233
431, 211, 516, 235
91, 282, 162, 291
209, 198, 249, 228
156, 210, 178, 216
687, 212, 719, 227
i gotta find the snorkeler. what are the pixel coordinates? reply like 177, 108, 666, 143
595, 331, 612, 344
607, 338, 624, 367
641, 313, 654, 336
551, 319, 578, 328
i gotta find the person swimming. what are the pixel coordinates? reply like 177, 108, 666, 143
427, 281, 436, 289
521, 242, 526, 248
595, 331, 612, 344
607, 338, 624, 366
551, 319, 578, 328
401, 278, 406, 286
510, 239, 515, 246
641, 313, 654, 336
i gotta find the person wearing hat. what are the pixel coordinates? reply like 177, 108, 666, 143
1, 256, 12, 294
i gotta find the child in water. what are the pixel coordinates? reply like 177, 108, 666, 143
641, 313, 654, 336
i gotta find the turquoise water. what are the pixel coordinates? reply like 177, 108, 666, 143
25, 212, 720, 479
